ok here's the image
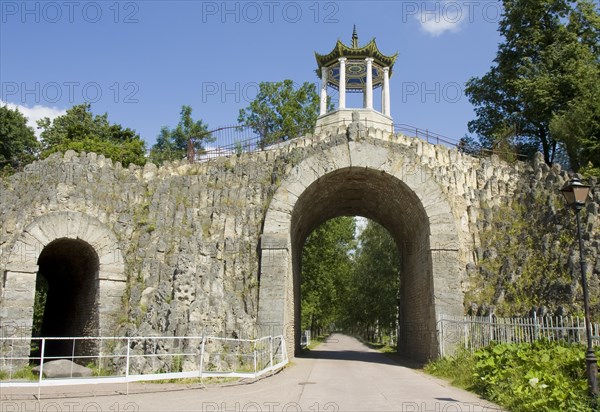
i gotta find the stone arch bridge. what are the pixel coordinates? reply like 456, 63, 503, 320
0, 120, 553, 362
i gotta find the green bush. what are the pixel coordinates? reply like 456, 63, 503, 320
426, 341, 595, 412
85, 362, 113, 377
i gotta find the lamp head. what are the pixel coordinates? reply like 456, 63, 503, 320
560, 177, 590, 208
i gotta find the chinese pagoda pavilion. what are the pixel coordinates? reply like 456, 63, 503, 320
314, 26, 398, 134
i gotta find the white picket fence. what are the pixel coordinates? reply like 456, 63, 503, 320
437, 314, 600, 357
0, 334, 288, 395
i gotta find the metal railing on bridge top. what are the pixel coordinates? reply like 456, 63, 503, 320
394, 124, 461, 147
191, 123, 528, 163
192, 122, 463, 161
0, 334, 288, 397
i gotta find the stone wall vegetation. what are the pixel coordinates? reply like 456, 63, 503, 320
465, 156, 600, 318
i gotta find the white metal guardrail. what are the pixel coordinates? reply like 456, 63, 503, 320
0, 335, 288, 392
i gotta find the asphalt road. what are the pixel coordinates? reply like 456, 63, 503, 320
1, 334, 505, 411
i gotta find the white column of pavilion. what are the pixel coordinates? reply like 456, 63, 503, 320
383, 66, 390, 116
338, 57, 347, 110
365, 58, 374, 110
381, 72, 386, 114
320, 66, 328, 116
321, 60, 391, 115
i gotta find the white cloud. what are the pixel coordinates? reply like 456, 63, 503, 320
0, 100, 66, 138
417, 1, 466, 37
354, 216, 368, 238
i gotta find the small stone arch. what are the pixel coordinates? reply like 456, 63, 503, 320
1, 212, 125, 362
257, 139, 464, 361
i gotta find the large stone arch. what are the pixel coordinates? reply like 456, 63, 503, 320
257, 139, 463, 361
1, 212, 125, 362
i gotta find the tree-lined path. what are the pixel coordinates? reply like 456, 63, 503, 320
1, 334, 504, 411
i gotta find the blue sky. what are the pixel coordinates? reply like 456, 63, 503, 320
1, 0, 504, 147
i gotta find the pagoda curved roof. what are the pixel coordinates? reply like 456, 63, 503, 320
315, 38, 398, 74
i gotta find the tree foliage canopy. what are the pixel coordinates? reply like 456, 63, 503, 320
238, 80, 330, 146
301, 217, 356, 333
344, 220, 400, 340
301, 217, 400, 343
465, 0, 600, 172
150, 105, 212, 165
0, 105, 39, 174
38, 103, 147, 167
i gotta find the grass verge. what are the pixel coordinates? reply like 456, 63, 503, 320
299, 333, 330, 353
0, 365, 38, 381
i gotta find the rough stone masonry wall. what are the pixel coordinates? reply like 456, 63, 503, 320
0, 127, 598, 351
0, 149, 282, 341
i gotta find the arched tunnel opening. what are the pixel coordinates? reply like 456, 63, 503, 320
291, 167, 436, 360
31, 238, 100, 362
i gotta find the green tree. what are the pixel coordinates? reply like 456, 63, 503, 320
301, 217, 356, 335
0, 105, 39, 174
149, 105, 213, 164
238, 80, 330, 146
465, 0, 600, 168
548, 2, 600, 174
38, 103, 146, 167
301, 218, 401, 342
457, 134, 482, 157
550, 81, 600, 174
344, 220, 400, 343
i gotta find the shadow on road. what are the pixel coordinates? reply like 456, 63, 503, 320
298, 348, 425, 369
298, 349, 400, 366
298, 336, 426, 369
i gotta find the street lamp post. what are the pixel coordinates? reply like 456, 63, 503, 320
560, 177, 598, 398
